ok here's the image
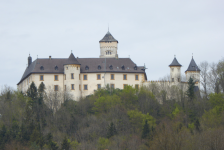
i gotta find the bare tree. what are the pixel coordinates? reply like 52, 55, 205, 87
199, 61, 209, 99
208, 62, 220, 93
217, 58, 224, 93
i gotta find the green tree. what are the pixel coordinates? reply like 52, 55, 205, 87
107, 122, 117, 138
142, 120, 150, 139
61, 136, 70, 150
186, 77, 195, 101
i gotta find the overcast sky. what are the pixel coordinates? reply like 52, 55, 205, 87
0, 0, 223, 90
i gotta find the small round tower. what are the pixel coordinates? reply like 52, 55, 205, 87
99, 31, 118, 58
185, 56, 200, 83
169, 56, 182, 82
64, 53, 81, 101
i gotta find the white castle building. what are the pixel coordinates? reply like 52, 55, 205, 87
17, 31, 200, 100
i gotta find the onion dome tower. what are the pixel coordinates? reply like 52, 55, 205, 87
99, 31, 118, 58
169, 56, 182, 82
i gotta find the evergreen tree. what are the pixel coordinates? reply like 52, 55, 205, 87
107, 122, 117, 138
186, 77, 196, 101
142, 120, 150, 139
61, 136, 70, 150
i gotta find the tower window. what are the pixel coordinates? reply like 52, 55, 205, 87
71, 73, 74, 79
172, 68, 174, 72
71, 84, 75, 90
40, 66, 44, 70
172, 78, 174, 82
178, 78, 180, 82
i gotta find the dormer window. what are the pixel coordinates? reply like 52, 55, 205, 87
85, 66, 89, 70
109, 65, 113, 70
40, 66, 44, 70
121, 65, 125, 70
134, 65, 137, 70
55, 66, 58, 70
98, 65, 101, 70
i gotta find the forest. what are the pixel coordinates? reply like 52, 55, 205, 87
0, 59, 224, 150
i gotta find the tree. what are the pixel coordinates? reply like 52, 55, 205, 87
217, 59, 224, 93
61, 136, 70, 150
107, 122, 117, 138
141, 120, 150, 139
199, 61, 209, 99
186, 77, 195, 101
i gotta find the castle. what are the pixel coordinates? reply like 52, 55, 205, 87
17, 31, 200, 100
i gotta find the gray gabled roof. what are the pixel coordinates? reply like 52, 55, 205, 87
17, 57, 146, 85
65, 53, 80, 65
185, 57, 201, 72
99, 31, 118, 43
169, 57, 182, 66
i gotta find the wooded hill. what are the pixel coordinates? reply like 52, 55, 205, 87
0, 59, 224, 150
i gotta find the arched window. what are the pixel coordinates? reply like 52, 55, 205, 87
55, 66, 58, 70
85, 66, 89, 70
40, 66, 44, 70
98, 65, 101, 70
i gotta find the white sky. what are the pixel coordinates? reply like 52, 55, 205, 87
0, 0, 224, 90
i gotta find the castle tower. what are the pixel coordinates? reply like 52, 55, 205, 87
99, 31, 118, 58
169, 56, 182, 82
64, 53, 81, 100
185, 56, 200, 82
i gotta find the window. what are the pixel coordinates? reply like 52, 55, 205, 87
84, 84, 88, 90
111, 84, 115, 89
98, 65, 101, 70
65, 85, 66, 91
54, 75, 58, 81
79, 84, 81, 91
54, 85, 58, 91
134, 65, 137, 70
85, 66, 89, 70
55, 66, 58, 70
111, 74, 114, 80
121, 65, 125, 70
172, 68, 174, 72
97, 74, 101, 80
71, 73, 74, 79
123, 74, 127, 80
178, 78, 180, 82
135, 75, 139, 81
109, 65, 113, 70
71, 84, 74, 90
135, 84, 139, 89
40, 75, 44, 81
123, 84, 127, 89
83, 74, 87, 80
97, 84, 101, 90
172, 78, 174, 82
40, 66, 44, 70
79, 74, 80, 80
65, 74, 66, 80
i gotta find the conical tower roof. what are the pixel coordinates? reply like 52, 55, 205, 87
169, 57, 182, 66
64, 53, 80, 65
99, 31, 118, 43
185, 57, 200, 72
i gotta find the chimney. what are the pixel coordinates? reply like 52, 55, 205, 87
49, 56, 51, 60
28, 54, 32, 67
